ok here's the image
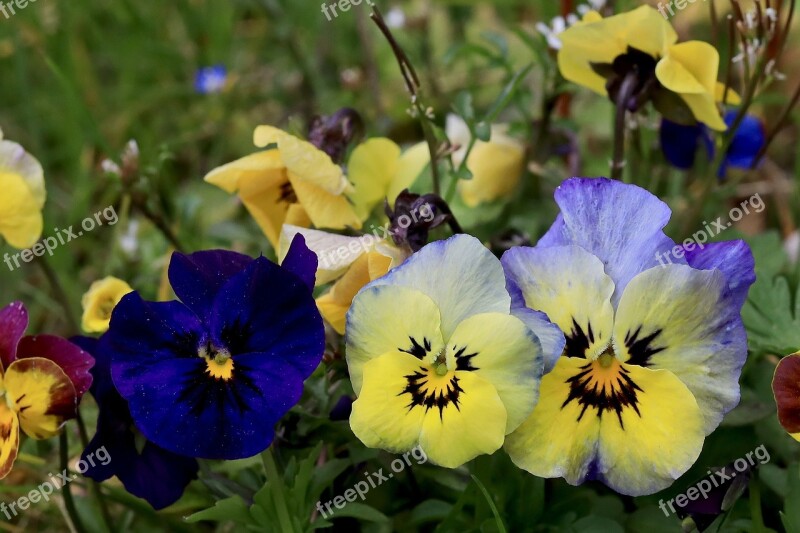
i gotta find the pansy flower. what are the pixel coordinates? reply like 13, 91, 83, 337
660, 111, 766, 177
0, 302, 94, 478
73, 336, 198, 510
0, 127, 46, 249
772, 351, 800, 441
446, 115, 526, 207
279, 225, 409, 334
502, 178, 754, 495
205, 126, 361, 248
557, 5, 738, 130
81, 276, 133, 333
345, 234, 564, 468
105, 236, 325, 459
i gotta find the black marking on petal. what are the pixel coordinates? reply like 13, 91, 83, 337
398, 369, 463, 419
564, 318, 595, 358
175, 359, 264, 418
562, 362, 643, 429
624, 326, 666, 367
453, 346, 479, 371
399, 337, 432, 360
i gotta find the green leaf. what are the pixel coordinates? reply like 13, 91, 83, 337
471, 474, 507, 533
326, 502, 389, 523
453, 91, 475, 123
781, 464, 800, 532
409, 499, 454, 526
474, 121, 491, 142
483, 63, 534, 124
742, 275, 800, 356
184, 495, 254, 526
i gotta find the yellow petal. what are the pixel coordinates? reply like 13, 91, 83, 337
350, 351, 428, 453
203, 150, 285, 194
458, 140, 525, 207
446, 313, 542, 432
715, 82, 741, 105
387, 142, 429, 204
81, 276, 134, 333
348, 138, 401, 220
418, 370, 507, 468
253, 125, 350, 196
346, 285, 445, 394
317, 251, 392, 334
0, 171, 44, 249
0, 138, 45, 208
288, 173, 362, 230
657, 41, 719, 95
4, 358, 76, 440
0, 401, 19, 479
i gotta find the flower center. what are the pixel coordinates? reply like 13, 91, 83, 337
199, 342, 234, 381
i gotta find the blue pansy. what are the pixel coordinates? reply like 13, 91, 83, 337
106, 235, 324, 460
660, 110, 765, 177
194, 65, 228, 94
72, 336, 199, 510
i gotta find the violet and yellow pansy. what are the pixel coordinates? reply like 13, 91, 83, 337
0, 302, 94, 479
105, 236, 325, 460
345, 234, 565, 468
501, 178, 754, 495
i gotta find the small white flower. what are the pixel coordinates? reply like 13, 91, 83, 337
385, 7, 406, 29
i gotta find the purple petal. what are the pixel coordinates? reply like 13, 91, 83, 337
681, 240, 755, 308
281, 234, 318, 291
0, 301, 27, 369
168, 250, 254, 322
538, 178, 681, 305
17, 335, 94, 398
210, 257, 325, 377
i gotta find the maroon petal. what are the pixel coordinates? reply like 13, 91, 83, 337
773, 352, 800, 437
16, 335, 94, 398
0, 302, 28, 370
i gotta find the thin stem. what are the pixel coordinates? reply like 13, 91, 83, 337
261, 446, 294, 533
749, 470, 767, 533
77, 412, 115, 532
60, 431, 86, 533
611, 74, 637, 180
752, 79, 800, 167
38, 259, 79, 333
135, 202, 185, 253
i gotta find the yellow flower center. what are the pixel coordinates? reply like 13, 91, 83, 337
199, 343, 234, 381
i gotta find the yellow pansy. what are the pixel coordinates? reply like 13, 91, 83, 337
345, 235, 564, 468
279, 224, 409, 334
0, 127, 45, 249
346, 138, 429, 220
204, 126, 361, 248
81, 276, 134, 333
446, 115, 525, 207
557, 5, 734, 130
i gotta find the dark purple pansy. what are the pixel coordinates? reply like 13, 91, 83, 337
73, 336, 198, 510
106, 235, 324, 460
660, 110, 766, 177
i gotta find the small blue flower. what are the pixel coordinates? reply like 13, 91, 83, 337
194, 65, 228, 94
105, 235, 324, 460
660, 111, 766, 177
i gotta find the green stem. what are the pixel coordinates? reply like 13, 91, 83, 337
611, 73, 637, 180
749, 470, 767, 533
261, 446, 294, 533
59, 431, 86, 533
77, 412, 115, 532
38, 259, 80, 333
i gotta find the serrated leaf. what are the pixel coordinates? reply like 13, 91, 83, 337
184, 495, 254, 526
742, 275, 800, 356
